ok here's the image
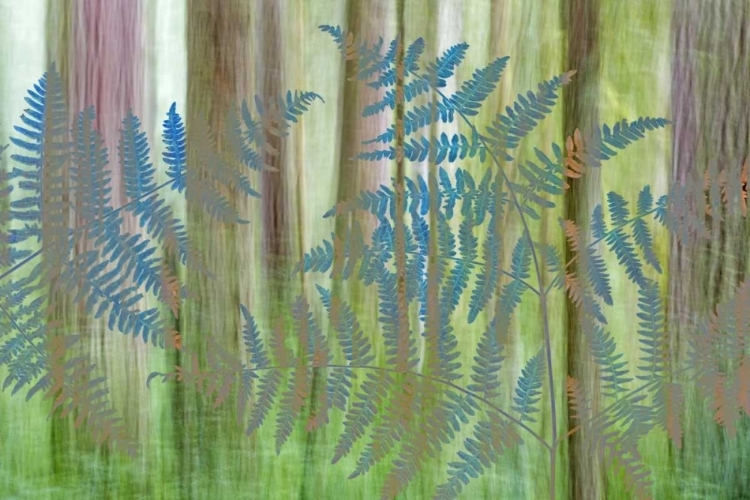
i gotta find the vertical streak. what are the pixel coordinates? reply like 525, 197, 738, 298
561, 0, 604, 498
185, 1, 252, 497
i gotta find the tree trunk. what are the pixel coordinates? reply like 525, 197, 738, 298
562, 0, 605, 498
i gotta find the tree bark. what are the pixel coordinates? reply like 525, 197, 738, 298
562, 0, 605, 498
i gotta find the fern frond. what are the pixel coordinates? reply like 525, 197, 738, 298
350, 374, 421, 479
448, 56, 509, 117
485, 71, 575, 155
635, 279, 667, 382
332, 370, 393, 464
467, 307, 507, 400
424, 43, 469, 89
467, 201, 503, 323
162, 102, 187, 193
9, 64, 71, 272
582, 316, 632, 398
512, 349, 546, 423
70, 106, 113, 228
383, 391, 476, 499
33, 334, 136, 457
562, 219, 612, 306
361, 101, 456, 146
434, 414, 521, 500
632, 187, 661, 273
441, 205, 476, 317
240, 304, 270, 369
494, 236, 533, 338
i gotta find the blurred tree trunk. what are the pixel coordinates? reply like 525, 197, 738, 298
670, 0, 750, 495
184, 2, 253, 498
44, 0, 146, 473
561, 0, 605, 498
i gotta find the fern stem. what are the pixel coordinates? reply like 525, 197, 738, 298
563, 207, 660, 272
425, 83, 559, 453
401, 249, 539, 294
555, 364, 692, 447
234, 361, 552, 450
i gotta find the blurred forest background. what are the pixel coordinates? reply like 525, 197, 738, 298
0, 0, 748, 499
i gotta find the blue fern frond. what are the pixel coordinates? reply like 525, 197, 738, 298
633, 186, 662, 273
361, 101, 455, 146
318, 25, 349, 58
404, 37, 426, 72
607, 191, 630, 226
439, 167, 462, 220
494, 236, 533, 337
448, 56, 509, 117
162, 102, 187, 193
603, 192, 646, 287
441, 209, 477, 317
240, 304, 270, 369
424, 43, 469, 88
584, 117, 672, 166
332, 371, 392, 465
467, 203, 503, 323
636, 185, 653, 215
635, 278, 666, 382
467, 312, 506, 399
516, 153, 565, 197
538, 242, 564, 291
512, 349, 546, 423
591, 205, 607, 239
119, 111, 194, 268
362, 79, 430, 117
604, 228, 645, 288
583, 318, 633, 398
586, 246, 613, 306
8, 64, 70, 260
70, 106, 113, 226
120, 110, 157, 197
279, 90, 324, 125
435, 417, 520, 500
485, 71, 575, 154
316, 285, 374, 366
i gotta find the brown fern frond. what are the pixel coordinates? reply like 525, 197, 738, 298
41, 334, 137, 457
665, 382, 684, 450
564, 129, 587, 179
159, 263, 181, 319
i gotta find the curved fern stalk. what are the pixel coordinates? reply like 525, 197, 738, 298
416, 64, 567, 499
